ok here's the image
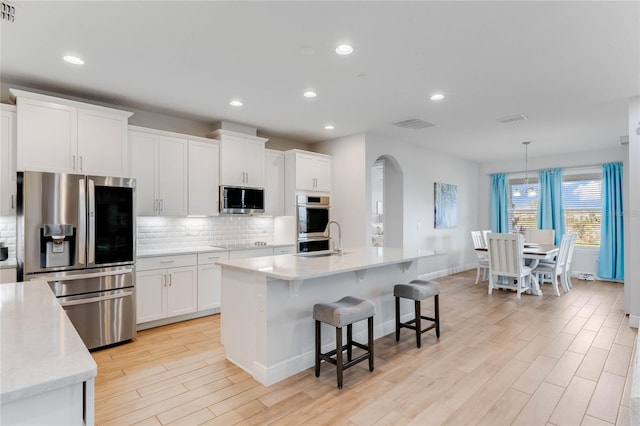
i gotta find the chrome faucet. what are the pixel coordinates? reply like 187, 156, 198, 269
323, 220, 343, 255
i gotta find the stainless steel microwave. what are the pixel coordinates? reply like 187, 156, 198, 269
220, 185, 265, 214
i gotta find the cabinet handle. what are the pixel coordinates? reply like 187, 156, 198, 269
159, 199, 164, 212
246, 172, 249, 183
208, 256, 221, 260
72, 155, 76, 170
161, 274, 166, 287
168, 274, 172, 286
153, 199, 158, 213
79, 156, 83, 172
10, 194, 14, 209
160, 260, 174, 264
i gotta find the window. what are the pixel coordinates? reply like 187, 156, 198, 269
508, 176, 539, 234
507, 168, 602, 247
563, 171, 602, 247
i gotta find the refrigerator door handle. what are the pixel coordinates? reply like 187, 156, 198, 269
88, 178, 96, 265
78, 178, 86, 265
60, 290, 134, 307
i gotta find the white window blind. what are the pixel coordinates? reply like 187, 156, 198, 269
506, 168, 602, 247
563, 171, 602, 247
508, 176, 539, 233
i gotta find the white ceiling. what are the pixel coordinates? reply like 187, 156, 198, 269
1, 1, 638, 163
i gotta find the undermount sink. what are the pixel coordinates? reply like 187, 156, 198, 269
296, 250, 349, 258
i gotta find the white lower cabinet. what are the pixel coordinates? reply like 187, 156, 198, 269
197, 252, 229, 312
136, 255, 197, 324
0, 268, 17, 284
229, 247, 274, 260
273, 246, 296, 255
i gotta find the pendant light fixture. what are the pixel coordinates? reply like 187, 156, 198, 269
513, 141, 536, 197
523, 141, 536, 197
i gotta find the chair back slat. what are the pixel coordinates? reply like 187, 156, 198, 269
487, 233, 525, 278
471, 231, 486, 249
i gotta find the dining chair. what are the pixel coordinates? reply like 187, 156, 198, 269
532, 233, 572, 296
471, 231, 489, 284
481, 230, 491, 248
525, 229, 555, 245
487, 233, 532, 299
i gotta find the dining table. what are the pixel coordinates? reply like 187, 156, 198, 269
475, 243, 560, 296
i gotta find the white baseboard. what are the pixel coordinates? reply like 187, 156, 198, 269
136, 308, 219, 331
419, 263, 476, 281
252, 313, 416, 386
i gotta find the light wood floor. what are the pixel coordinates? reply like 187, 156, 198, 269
93, 270, 636, 425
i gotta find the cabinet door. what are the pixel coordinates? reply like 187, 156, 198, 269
78, 109, 128, 177
167, 266, 197, 317
295, 154, 318, 191
243, 139, 265, 187
136, 269, 166, 323
129, 131, 158, 215
197, 264, 221, 311
264, 151, 284, 216
313, 156, 332, 192
219, 138, 246, 186
157, 136, 188, 216
188, 140, 219, 216
295, 153, 331, 192
16, 98, 77, 173
0, 109, 16, 216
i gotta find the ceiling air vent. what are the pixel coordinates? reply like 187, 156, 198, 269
1, 1, 15, 22
392, 118, 435, 130
497, 114, 528, 123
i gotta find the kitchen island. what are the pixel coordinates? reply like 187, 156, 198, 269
0, 281, 97, 425
217, 247, 439, 386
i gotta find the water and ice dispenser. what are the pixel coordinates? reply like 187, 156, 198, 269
40, 224, 75, 268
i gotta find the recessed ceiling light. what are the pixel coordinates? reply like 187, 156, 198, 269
324, 124, 335, 130
430, 93, 445, 101
303, 91, 317, 98
229, 100, 243, 107
335, 44, 353, 55
63, 55, 84, 65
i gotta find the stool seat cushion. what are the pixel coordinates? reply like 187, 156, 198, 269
313, 296, 375, 328
394, 280, 440, 300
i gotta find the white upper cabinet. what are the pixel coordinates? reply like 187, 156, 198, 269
0, 105, 17, 216
188, 140, 220, 216
264, 149, 285, 216
11, 89, 132, 176
208, 129, 267, 187
129, 127, 188, 216
286, 150, 332, 192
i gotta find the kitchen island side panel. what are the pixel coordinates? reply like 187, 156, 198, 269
221, 260, 419, 386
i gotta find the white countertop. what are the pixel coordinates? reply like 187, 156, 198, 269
0, 281, 97, 404
216, 246, 440, 281
137, 243, 294, 258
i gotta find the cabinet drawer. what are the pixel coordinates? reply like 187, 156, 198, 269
137, 254, 197, 271
229, 248, 274, 259
197, 251, 230, 265
273, 246, 295, 255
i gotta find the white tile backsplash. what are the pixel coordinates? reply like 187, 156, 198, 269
0, 215, 275, 259
136, 216, 274, 251
0, 216, 16, 260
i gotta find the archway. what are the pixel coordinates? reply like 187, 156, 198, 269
370, 155, 403, 248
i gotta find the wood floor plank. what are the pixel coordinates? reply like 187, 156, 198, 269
549, 376, 597, 426
586, 371, 626, 424
91, 272, 634, 426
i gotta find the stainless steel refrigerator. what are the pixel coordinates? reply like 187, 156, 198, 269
17, 171, 137, 349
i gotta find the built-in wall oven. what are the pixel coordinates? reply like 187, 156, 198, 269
297, 194, 331, 252
17, 171, 136, 350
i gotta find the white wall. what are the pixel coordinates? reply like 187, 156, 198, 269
626, 97, 640, 326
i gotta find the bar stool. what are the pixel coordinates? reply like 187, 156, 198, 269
313, 296, 375, 389
394, 279, 440, 348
